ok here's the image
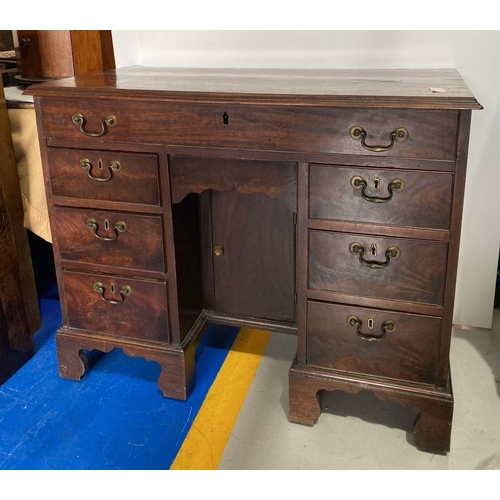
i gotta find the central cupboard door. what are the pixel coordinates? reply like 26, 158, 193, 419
211, 189, 296, 322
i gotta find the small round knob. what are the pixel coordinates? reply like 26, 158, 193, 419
214, 245, 224, 257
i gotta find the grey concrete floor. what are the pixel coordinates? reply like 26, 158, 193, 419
218, 309, 500, 469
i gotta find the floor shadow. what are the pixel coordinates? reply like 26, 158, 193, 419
453, 310, 500, 398
85, 347, 162, 384
28, 231, 58, 300
319, 389, 421, 449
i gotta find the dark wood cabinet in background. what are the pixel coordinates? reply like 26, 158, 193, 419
27, 67, 481, 453
13, 30, 115, 80
0, 79, 39, 383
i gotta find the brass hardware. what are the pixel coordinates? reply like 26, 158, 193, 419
214, 245, 224, 257
367, 318, 374, 330
349, 242, 401, 269
93, 281, 131, 304
347, 315, 396, 342
373, 176, 380, 191
72, 112, 117, 137
79, 158, 121, 182
370, 244, 377, 257
86, 217, 126, 241
350, 175, 405, 203
349, 125, 409, 152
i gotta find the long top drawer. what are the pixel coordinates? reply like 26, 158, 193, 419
38, 98, 459, 161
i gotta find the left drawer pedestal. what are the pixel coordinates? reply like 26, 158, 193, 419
56, 325, 201, 401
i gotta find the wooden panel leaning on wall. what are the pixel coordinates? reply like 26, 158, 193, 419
0, 79, 40, 383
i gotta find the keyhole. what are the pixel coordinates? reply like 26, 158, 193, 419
373, 177, 380, 190
223, 112, 229, 125
98, 158, 103, 171
110, 282, 115, 294
104, 218, 110, 231
370, 244, 377, 257
368, 318, 374, 330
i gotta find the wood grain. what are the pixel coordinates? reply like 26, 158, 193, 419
29, 68, 479, 443
56, 319, 204, 401
211, 189, 296, 322
39, 98, 459, 161
63, 270, 169, 343
309, 165, 453, 230
288, 363, 453, 453
70, 30, 115, 76
26, 67, 482, 110
0, 79, 39, 353
48, 147, 160, 206
14, 30, 115, 79
308, 230, 448, 306
170, 156, 297, 212
53, 206, 165, 273
306, 301, 441, 384
15, 30, 74, 78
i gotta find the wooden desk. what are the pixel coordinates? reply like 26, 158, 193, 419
27, 67, 481, 453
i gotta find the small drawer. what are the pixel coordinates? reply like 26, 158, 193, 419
309, 165, 453, 230
308, 230, 447, 306
306, 301, 441, 384
53, 206, 165, 273
62, 270, 169, 342
40, 98, 458, 161
48, 148, 160, 206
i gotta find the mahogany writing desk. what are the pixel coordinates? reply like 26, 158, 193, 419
27, 67, 482, 453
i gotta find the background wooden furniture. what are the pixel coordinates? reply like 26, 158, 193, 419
0, 30, 16, 87
28, 67, 481, 453
0, 79, 40, 383
13, 30, 115, 80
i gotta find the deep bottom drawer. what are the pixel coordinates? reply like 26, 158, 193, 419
63, 270, 169, 343
306, 301, 441, 384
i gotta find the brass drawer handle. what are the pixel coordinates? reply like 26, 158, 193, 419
80, 158, 121, 182
347, 315, 396, 342
86, 217, 126, 241
349, 125, 409, 152
93, 281, 131, 304
350, 175, 405, 203
72, 112, 117, 137
349, 242, 401, 269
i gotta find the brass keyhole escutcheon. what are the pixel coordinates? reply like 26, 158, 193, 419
214, 245, 224, 257
367, 318, 374, 330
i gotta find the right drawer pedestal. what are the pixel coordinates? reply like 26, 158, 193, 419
290, 157, 460, 454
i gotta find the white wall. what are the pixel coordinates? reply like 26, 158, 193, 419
111, 30, 500, 329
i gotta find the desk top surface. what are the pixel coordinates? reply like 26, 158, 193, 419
26, 66, 482, 110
